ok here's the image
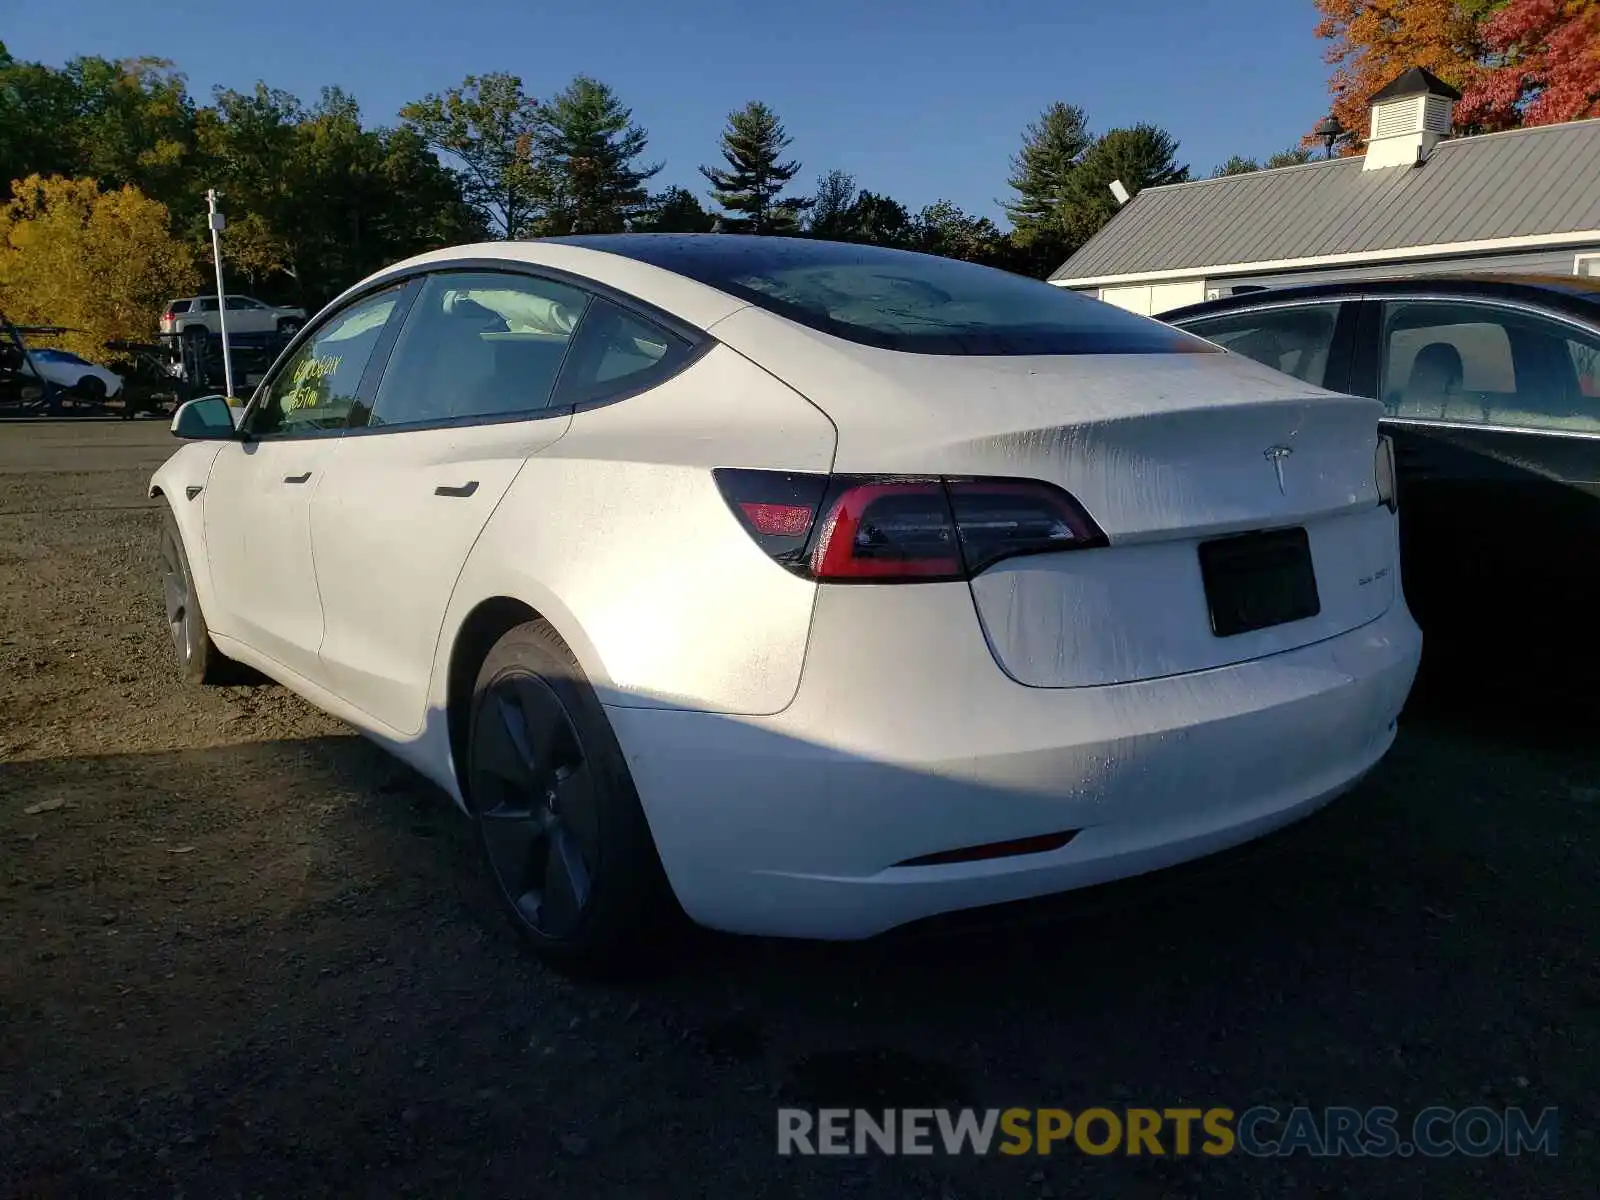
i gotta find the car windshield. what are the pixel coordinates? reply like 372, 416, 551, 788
30, 349, 87, 365
547, 235, 1216, 356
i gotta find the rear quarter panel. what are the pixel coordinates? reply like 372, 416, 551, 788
434, 344, 837, 716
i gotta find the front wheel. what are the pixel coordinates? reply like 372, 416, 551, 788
467, 620, 677, 974
159, 509, 232, 685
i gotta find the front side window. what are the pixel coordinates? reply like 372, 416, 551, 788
548, 236, 1214, 356
1180, 304, 1342, 388
1380, 301, 1600, 433
360, 271, 589, 428
247, 290, 401, 437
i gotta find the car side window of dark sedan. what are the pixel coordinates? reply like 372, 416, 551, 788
1380, 302, 1600, 434
1179, 304, 1341, 387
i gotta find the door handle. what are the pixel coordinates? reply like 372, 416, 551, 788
283, 471, 312, 484
434, 481, 479, 498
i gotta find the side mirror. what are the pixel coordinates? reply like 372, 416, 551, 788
171, 395, 239, 440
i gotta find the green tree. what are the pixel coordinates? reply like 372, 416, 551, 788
699, 101, 807, 234
400, 73, 543, 238
199, 85, 479, 306
1266, 147, 1313, 168
1003, 102, 1092, 235
60, 57, 198, 214
908, 200, 1008, 266
637, 185, 714, 232
1212, 154, 1261, 177
807, 168, 858, 238
534, 76, 659, 234
845, 191, 911, 247
1213, 146, 1314, 178
0, 50, 199, 211
1066, 124, 1188, 234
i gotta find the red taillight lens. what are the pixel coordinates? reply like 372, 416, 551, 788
740, 501, 813, 537
715, 469, 1107, 583
811, 481, 962, 580
712, 468, 830, 573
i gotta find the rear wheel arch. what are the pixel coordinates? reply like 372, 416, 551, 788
445, 597, 542, 798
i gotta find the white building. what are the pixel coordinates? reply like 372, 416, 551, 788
1051, 69, 1600, 316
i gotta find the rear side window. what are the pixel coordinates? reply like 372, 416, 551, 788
557, 237, 1213, 356
168, 299, 191, 314
1181, 304, 1342, 387
361, 271, 589, 428
553, 299, 693, 406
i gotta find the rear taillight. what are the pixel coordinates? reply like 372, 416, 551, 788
714, 469, 1106, 582
712, 468, 830, 573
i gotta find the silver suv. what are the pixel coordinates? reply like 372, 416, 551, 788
160, 295, 307, 338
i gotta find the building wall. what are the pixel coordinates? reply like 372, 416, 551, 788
1092, 279, 1207, 315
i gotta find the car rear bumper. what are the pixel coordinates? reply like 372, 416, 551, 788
606, 587, 1420, 939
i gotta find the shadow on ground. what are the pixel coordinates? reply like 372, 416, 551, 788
2, 689, 1595, 1198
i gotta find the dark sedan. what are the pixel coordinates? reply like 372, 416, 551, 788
1167, 275, 1600, 675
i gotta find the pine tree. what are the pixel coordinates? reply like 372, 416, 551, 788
1002, 102, 1092, 235
534, 76, 658, 235
699, 102, 807, 234
1066, 125, 1188, 235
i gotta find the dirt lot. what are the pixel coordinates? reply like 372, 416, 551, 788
1, 420, 1595, 1198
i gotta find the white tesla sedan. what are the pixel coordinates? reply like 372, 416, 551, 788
150, 236, 1420, 968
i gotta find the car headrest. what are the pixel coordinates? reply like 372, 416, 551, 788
1408, 342, 1463, 394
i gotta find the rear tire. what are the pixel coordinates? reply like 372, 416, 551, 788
466, 620, 678, 975
159, 508, 231, 685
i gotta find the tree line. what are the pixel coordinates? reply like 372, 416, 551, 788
2, 0, 1595, 359
0, 46, 1194, 356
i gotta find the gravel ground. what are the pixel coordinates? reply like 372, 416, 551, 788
0, 420, 1595, 1198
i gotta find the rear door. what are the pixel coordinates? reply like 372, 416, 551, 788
1353, 296, 1600, 642
309, 270, 704, 735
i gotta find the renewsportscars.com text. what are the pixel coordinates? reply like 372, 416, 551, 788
777, 1106, 1560, 1158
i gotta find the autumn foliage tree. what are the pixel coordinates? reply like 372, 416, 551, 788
1313, 0, 1489, 148
0, 175, 199, 358
1458, 0, 1600, 129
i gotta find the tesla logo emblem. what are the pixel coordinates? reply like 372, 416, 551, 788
1263, 445, 1293, 494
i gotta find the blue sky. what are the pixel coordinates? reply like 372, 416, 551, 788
7, 0, 1334, 224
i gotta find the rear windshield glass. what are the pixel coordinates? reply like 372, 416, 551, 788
548, 236, 1215, 356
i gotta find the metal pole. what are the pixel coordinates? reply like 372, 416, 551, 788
207, 189, 235, 399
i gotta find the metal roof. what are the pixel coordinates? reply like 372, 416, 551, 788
1050, 119, 1600, 285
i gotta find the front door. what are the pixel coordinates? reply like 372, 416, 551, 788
1363, 298, 1600, 661
202, 286, 409, 679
